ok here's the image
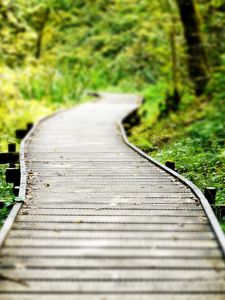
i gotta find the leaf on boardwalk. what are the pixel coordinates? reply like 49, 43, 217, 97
56, 172, 65, 176
0, 273, 29, 287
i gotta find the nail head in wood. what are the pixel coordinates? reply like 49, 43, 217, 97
204, 187, 216, 205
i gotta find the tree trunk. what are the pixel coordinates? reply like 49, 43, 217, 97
35, 8, 50, 59
176, 0, 209, 95
170, 21, 181, 110
161, 0, 181, 115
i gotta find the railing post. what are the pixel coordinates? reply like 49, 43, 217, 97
204, 187, 216, 205
27, 123, 33, 131
165, 161, 175, 171
8, 143, 16, 153
5, 143, 20, 195
8, 143, 17, 168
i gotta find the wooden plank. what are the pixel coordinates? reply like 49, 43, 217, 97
18, 208, 205, 216
4, 238, 218, 248
0, 295, 225, 300
34, 176, 178, 180
30, 172, 182, 177
1, 247, 221, 258
1, 257, 224, 269
27, 197, 199, 204
28, 186, 190, 193
0, 281, 225, 293
12, 222, 212, 231
15, 215, 209, 224
7, 230, 215, 240
20, 203, 203, 210
1, 269, 225, 280
33, 178, 178, 183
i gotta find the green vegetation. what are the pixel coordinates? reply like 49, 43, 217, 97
130, 82, 225, 202
0, 167, 15, 225
129, 1, 225, 227
0, 0, 224, 226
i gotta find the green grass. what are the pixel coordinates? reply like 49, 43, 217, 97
0, 167, 15, 226
130, 83, 225, 227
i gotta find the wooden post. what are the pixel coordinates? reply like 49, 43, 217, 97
8, 143, 16, 153
27, 123, 33, 131
0, 153, 19, 164
165, 161, 175, 170
8, 143, 17, 167
15, 129, 27, 139
204, 187, 216, 205
13, 186, 20, 196
5, 168, 20, 186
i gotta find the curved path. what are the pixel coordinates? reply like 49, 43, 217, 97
0, 94, 225, 299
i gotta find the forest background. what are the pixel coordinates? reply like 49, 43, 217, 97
0, 0, 224, 228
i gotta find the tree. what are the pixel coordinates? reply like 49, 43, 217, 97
35, 7, 50, 59
167, 0, 181, 112
176, 0, 209, 95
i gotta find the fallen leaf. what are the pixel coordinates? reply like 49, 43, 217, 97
0, 273, 29, 287
75, 220, 83, 224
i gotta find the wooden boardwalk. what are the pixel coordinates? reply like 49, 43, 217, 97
0, 93, 225, 299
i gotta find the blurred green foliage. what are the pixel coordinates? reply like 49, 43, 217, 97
0, 0, 186, 152
0, 1, 178, 118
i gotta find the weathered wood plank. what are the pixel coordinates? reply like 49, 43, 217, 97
7, 229, 215, 240
0, 295, 225, 300
15, 215, 209, 224
26, 196, 199, 204
18, 208, 205, 216
1, 269, 225, 280
1, 257, 224, 269
4, 238, 218, 248
1, 247, 221, 258
19, 203, 203, 210
0, 281, 225, 293
11, 222, 212, 231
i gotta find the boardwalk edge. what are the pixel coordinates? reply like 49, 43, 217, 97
0, 109, 66, 248
118, 102, 225, 257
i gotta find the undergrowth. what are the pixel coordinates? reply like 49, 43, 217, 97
130, 76, 225, 227
0, 167, 15, 226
